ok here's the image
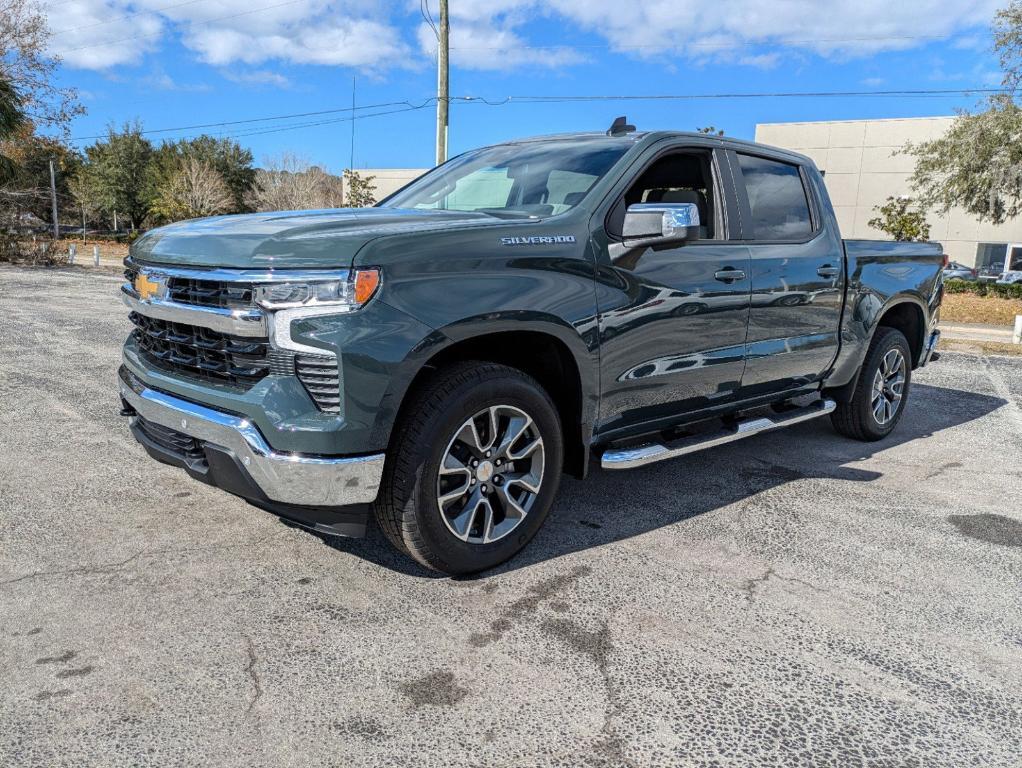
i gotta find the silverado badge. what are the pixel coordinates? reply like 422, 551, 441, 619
135, 272, 164, 301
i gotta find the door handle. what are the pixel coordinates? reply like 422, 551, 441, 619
817, 265, 841, 278
714, 268, 746, 283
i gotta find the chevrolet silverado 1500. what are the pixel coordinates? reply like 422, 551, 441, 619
119, 123, 943, 574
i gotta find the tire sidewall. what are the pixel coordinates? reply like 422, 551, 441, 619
405, 372, 563, 573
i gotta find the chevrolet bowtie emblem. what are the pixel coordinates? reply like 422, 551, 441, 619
135, 272, 162, 301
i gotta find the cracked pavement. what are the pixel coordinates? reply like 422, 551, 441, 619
2, 266, 1021, 767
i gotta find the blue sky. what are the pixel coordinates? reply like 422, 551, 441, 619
48, 0, 1006, 170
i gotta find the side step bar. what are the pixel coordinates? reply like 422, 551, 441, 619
601, 399, 837, 470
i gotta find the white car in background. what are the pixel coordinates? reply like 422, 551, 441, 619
996, 270, 1022, 285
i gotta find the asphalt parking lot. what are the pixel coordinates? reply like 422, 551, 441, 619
2, 265, 1021, 767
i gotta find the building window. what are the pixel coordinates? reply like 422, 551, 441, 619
976, 242, 1009, 271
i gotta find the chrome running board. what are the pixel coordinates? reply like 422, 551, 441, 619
601, 399, 837, 470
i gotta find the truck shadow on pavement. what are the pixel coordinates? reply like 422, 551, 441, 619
315, 383, 1008, 578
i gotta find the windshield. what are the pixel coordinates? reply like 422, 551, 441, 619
381, 139, 630, 219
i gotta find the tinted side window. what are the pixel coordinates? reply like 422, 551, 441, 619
736, 154, 813, 240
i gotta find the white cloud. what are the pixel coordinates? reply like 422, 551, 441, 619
432, 0, 1003, 71
221, 69, 293, 87
45, 0, 164, 68
46, 0, 1004, 75
417, 16, 586, 71
46, 0, 410, 72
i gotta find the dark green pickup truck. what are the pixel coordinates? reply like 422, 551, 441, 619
119, 124, 943, 574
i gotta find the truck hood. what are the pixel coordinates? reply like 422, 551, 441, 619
130, 207, 497, 269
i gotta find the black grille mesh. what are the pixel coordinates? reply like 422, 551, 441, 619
130, 312, 270, 388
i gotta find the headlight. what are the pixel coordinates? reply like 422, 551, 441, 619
255, 268, 381, 310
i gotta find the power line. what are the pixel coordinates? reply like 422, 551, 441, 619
67, 87, 1006, 145
444, 33, 981, 53
69, 100, 431, 141
504, 88, 1006, 102
420, 0, 439, 41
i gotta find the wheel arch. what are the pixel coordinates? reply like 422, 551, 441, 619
825, 294, 927, 404
387, 324, 595, 479
874, 297, 926, 368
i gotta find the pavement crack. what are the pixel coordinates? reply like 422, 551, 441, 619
0, 550, 147, 586
243, 635, 262, 717
742, 566, 826, 603
0, 535, 279, 587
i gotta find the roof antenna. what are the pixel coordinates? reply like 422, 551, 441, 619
607, 116, 636, 136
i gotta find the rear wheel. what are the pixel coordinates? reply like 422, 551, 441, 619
831, 327, 912, 441
373, 361, 563, 574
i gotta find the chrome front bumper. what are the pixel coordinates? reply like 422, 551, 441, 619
119, 374, 384, 507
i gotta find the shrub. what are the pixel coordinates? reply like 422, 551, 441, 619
0, 235, 63, 265
944, 278, 1022, 299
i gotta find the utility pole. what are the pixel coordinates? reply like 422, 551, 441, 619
435, 0, 449, 166
350, 75, 356, 173
48, 159, 60, 240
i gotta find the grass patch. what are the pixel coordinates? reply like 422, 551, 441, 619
941, 292, 1022, 326
940, 340, 1022, 357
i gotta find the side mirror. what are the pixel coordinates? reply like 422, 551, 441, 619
622, 203, 701, 246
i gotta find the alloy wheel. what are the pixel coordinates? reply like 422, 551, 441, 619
871, 348, 906, 426
436, 405, 545, 544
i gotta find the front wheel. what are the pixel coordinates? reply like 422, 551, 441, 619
373, 361, 564, 574
831, 327, 912, 441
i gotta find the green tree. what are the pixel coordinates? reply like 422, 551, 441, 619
3, 129, 78, 222
907, 1, 1022, 224
696, 126, 725, 136
867, 196, 931, 241
67, 160, 102, 235
87, 122, 157, 231
342, 169, 376, 207
0, 76, 25, 184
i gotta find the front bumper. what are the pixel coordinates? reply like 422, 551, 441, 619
119, 367, 384, 537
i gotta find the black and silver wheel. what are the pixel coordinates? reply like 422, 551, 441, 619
869, 348, 907, 426
437, 405, 545, 544
374, 361, 563, 574
831, 327, 913, 441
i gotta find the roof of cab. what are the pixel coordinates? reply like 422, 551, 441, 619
492, 129, 817, 169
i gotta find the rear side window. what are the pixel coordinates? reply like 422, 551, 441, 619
736, 154, 813, 241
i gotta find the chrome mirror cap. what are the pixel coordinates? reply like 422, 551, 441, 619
622, 202, 701, 245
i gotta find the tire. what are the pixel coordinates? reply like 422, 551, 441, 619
373, 361, 564, 575
831, 327, 912, 442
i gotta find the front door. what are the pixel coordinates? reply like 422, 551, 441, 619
592, 145, 752, 437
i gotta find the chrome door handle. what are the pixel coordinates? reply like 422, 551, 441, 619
817, 265, 840, 278
714, 268, 746, 283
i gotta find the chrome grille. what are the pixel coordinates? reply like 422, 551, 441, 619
130, 312, 270, 388
167, 276, 255, 310
124, 263, 256, 310
296, 354, 341, 413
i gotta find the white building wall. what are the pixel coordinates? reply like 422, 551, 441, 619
755, 117, 1022, 269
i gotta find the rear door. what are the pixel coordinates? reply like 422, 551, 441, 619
728, 151, 845, 397
592, 140, 752, 436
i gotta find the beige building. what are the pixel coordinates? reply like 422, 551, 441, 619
755, 117, 1022, 270
357, 168, 427, 201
